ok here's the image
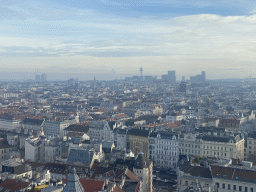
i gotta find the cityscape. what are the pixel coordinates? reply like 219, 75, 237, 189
0, 71, 253, 191
1, 0, 256, 192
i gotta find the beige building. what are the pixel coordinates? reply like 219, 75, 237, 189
179, 133, 202, 157
128, 129, 150, 158
200, 133, 244, 160
179, 132, 244, 160
178, 160, 256, 192
212, 165, 256, 192
219, 118, 240, 132
197, 117, 220, 128
177, 161, 213, 192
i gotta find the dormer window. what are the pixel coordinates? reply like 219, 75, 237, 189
216, 174, 221, 177
236, 176, 240, 180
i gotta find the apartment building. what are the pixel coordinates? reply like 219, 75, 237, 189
179, 133, 202, 157
113, 128, 128, 150
244, 131, 256, 161
44, 119, 77, 138
128, 128, 150, 157
200, 133, 244, 160
148, 131, 179, 168
25, 136, 48, 163
178, 160, 256, 192
179, 132, 244, 160
89, 120, 114, 142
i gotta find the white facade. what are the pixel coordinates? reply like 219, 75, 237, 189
89, 121, 114, 142
44, 119, 77, 138
113, 128, 128, 150
25, 137, 47, 162
45, 145, 59, 162
0, 118, 20, 130
166, 114, 183, 122
148, 132, 179, 168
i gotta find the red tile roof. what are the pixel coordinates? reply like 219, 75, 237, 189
79, 178, 104, 192
66, 132, 85, 137
112, 186, 125, 192
0, 179, 30, 192
211, 165, 256, 182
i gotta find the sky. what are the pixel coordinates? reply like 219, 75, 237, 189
1, 0, 256, 80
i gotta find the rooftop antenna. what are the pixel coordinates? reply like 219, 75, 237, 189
140, 67, 143, 76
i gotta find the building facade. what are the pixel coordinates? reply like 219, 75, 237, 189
148, 131, 179, 168
89, 120, 114, 142
128, 129, 150, 157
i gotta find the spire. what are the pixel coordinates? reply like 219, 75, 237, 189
63, 168, 85, 192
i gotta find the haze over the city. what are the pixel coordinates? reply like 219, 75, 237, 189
1, 0, 256, 80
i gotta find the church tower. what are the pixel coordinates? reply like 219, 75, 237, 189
63, 168, 85, 192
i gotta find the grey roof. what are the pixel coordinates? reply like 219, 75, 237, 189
67, 149, 94, 165
89, 120, 108, 130
102, 141, 114, 149
198, 135, 237, 143
113, 128, 128, 134
63, 168, 84, 192
21, 118, 44, 126
128, 129, 150, 137
149, 131, 178, 139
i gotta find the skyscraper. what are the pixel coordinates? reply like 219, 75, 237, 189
162, 70, 176, 83
41, 74, 47, 82
35, 75, 40, 82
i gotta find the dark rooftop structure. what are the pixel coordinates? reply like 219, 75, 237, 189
21, 118, 44, 126
128, 129, 150, 137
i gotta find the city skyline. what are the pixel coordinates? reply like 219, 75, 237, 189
1, 0, 256, 80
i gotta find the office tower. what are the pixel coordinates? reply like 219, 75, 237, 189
190, 71, 206, 82
162, 70, 176, 83
41, 74, 47, 82
35, 75, 40, 82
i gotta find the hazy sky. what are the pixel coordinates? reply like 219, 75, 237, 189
1, 0, 256, 80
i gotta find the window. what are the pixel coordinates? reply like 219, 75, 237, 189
222, 183, 225, 189
185, 181, 188, 185
228, 184, 230, 190
245, 187, 248, 192
239, 186, 242, 191
216, 183, 219, 188
234, 185, 236, 191
251, 188, 254, 192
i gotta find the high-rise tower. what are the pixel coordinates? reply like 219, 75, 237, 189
140, 67, 143, 77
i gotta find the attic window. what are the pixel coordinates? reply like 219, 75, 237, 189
253, 179, 256, 183
223, 175, 227, 178
216, 174, 221, 177
236, 176, 240, 180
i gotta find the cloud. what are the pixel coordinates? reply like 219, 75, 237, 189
1, 13, 256, 61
